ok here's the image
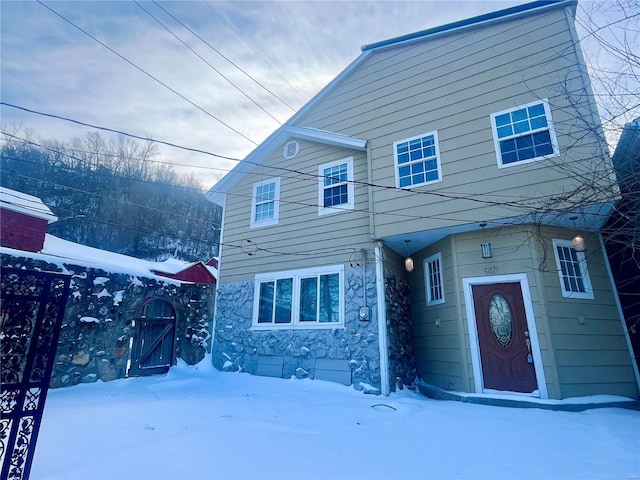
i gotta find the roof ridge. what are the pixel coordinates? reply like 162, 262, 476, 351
361, 0, 575, 52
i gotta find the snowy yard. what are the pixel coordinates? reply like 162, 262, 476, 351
34, 359, 639, 480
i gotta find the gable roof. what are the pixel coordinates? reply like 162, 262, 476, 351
152, 261, 217, 284
206, 125, 366, 201
206, 0, 576, 202
0, 187, 58, 223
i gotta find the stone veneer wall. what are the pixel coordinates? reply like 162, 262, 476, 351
385, 272, 417, 391
212, 266, 383, 392
1, 253, 215, 388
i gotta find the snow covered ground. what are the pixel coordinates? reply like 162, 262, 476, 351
34, 359, 639, 480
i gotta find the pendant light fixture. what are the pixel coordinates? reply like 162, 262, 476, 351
569, 216, 586, 252
404, 240, 414, 272
480, 223, 492, 258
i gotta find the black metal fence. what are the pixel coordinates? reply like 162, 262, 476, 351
1, 268, 70, 480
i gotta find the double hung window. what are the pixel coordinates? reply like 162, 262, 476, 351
254, 265, 344, 328
490, 100, 559, 167
424, 252, 445, 305
552, 239, 594, 299
318, 157, 354, 215
251, 178, 280, 228
393, 131, 442, 188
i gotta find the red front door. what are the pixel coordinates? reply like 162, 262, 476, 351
472, 282, 537, 393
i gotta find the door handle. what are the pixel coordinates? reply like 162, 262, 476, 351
525, 331, 533, 364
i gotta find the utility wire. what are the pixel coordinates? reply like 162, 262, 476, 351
203, 1, 306, 103
35, 0, 258, 146
134, 1, 283, 125
0, 109, 616, 218
151, 0, 298, 113
0, 103, 242, 163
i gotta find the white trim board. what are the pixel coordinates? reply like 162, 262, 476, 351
462, 274, 548, 399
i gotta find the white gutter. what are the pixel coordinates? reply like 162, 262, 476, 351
375, 242, 390, 396
599, 234, 640, 392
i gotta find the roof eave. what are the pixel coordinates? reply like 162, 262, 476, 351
207, 125, 367, 197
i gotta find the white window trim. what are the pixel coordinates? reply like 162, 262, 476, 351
424, 252, 445, 306
252, 264, 345, 330
393, 130, 443, 189
318, 157, 354, 216
552, 239, 594, 300
250, 177, 281, 229
490, 98, 560, 169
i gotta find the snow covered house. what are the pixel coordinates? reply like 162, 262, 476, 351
1, 188, 217, 388
206, 0, 639, 400
1, 186, 58, 252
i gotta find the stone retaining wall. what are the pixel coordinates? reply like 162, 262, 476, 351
1, 253, 214, 388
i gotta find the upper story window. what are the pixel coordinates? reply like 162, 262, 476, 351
490, 99, 559, 168
250, 178, 280, 229
318, 157, 354, 215
393, 131, 442, 188
424, 252, 445, 306
253, 265, 344, 329
552, 239, 594, 300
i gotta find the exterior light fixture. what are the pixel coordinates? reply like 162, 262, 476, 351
480, 223, 492, 258
404, 240, 414, 272
569, 216, 586, 252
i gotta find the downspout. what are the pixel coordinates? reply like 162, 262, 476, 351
366, 140, 375, 241
599, 234, 640, 392
375, 242, 390, 396
208, 192, 227, 365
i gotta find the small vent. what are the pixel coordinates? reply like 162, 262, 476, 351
283, 141, 299, 159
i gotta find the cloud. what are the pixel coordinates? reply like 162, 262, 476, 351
9, 0, 624, 190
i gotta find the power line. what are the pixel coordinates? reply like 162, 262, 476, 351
3, 166, 221, 229
151, 0, 298, 113
203, 1, 306, 103
0, 103, 242, 163
1, 107, 616, 219
133, 1, 283, 125
35, 0, 258, 146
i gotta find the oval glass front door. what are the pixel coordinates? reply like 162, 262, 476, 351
489, 294, 513, 347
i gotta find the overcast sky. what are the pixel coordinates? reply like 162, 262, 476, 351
0, 1, 635, 188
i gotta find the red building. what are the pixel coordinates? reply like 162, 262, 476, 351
0, 187, 58, 252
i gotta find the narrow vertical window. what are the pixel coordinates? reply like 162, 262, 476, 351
552, 239, 594, 299
257, 278, 293, 324
318, 157, 354, 215
251, 178, 280, 228
425, 252, 445, 306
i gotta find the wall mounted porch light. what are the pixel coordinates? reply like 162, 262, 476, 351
480, 223, 492, 258
404, 240, 414, 272
569, 216, 586, 252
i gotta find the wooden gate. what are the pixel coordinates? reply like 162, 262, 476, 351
1, 268, 70, 480
128, 298, 176, 376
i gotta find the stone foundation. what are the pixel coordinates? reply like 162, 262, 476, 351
212, 266, 383, 391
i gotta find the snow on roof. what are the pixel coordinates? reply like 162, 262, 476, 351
0, 186, 58, 223
0, 233, 211, 284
